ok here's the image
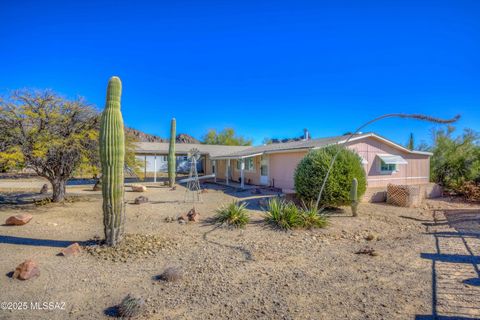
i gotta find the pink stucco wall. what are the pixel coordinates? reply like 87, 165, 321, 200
209, 136, 431, 191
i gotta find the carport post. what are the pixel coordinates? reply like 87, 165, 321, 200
153, 154, 157, 183
240, 159, 245, 189
213, 160, 217, 182
144, 155, 147, 181
226, 159, 230, 185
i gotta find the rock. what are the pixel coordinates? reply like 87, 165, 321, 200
134, 196, 149, 204
200, 189, 208, 194
170, 186, 177, 191
131, 184, 147, 192
13, 260, 40, 280
5, 214, 33, 226
164, 217, 175, 223
158, 266, 183, 282
40, 184, 48, 194
177, 213, 188, 223
187, 208, 200, 222
365, 234, 376, 241
355, 247, 378, 256
60, 243, 82, 257
92, 180, 101, 191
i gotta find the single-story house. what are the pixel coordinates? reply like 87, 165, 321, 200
135, 132, 433, 200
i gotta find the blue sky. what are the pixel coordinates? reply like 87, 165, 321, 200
1, 0, 479, 146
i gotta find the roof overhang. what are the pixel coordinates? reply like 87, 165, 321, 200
211, 152, 264, 160
377, 154, 408, 165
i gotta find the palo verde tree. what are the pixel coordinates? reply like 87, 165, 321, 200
202, 128, 252, 146
0, 90, 98, 202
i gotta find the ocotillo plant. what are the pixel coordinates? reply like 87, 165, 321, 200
168, 118, 176, 187
100, 76, 126, 246
350, 178, 358, 216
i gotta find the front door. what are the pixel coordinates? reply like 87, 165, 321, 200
260, 155, 269, 185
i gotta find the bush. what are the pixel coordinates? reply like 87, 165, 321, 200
294, 145, 367, 207
459, 181, 480, 202
215, 201, 249, 228
264, 198, 328, 230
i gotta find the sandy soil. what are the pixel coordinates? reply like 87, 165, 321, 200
0, 177, 479, 319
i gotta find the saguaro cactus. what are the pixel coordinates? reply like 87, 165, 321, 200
350, 178, 359, 216
168, 118, 176, 187
100, 76, 126, 246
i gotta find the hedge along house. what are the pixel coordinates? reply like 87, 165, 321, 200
205, 132, 433, 200
134, 142, 250, 182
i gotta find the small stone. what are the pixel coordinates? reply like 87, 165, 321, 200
131, 184, 147, 192
40, 184, 48, 194
170, 186, 177, 191
13, 259, 40, 280
60, 243, 82, 257
134, 196, 149, 205
365, 234, 376, 241
5, 214, 33, 226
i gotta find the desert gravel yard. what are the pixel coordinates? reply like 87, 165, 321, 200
1, 178, 480, 319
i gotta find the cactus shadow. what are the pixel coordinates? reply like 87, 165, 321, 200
103, 306, 119, 317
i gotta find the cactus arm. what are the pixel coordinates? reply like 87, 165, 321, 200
100, 76, 126, 246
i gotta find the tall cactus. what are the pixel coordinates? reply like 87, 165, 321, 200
350, 178, 359, 217
100, 76, 126, 246
168, 118, 176, 187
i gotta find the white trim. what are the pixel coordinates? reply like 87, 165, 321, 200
367, 176, 429, 181
339, 133, 433, 156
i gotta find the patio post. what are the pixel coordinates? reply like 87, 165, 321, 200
144, 155, 147, 181
213, 160, 217, 182
240, 159, 245, 189
153, 154, 157, 183
226, 159, 230, 185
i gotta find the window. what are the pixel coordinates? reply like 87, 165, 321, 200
236, 158, 255, 171
380, 160, 396, 172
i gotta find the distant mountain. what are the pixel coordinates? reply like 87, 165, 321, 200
126, 128, 199, 144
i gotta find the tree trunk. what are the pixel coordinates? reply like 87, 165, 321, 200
51, 179, 66, 202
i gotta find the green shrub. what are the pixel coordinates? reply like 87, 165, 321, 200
294, 145, 367, 207
264, 198, 328, 230
215, 201, 249, 228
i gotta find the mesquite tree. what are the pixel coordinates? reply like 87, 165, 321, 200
100, 76, 126, 246
0, 90, 98, 202
168, 118, 176, 187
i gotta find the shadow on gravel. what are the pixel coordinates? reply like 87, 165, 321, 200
0, 235, 90, 248
417, 209, 480, 320
201, 225, 255, 261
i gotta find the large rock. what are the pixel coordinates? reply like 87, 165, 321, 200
131, 184, 147, 192
13, 260, 40, 280
5, 214, 33, 226
187, 208, 200, 222
60, 243, 82, 257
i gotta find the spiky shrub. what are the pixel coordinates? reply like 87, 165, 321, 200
350, 178, 359, 216
264, 198, 302, 230
301, 201, 328, 228
117, 294, 145, 318
264, 198, 328, 230
294, 145, 366, 207
100, 76, 126, 246
168, 118, 176, 187
215, 201, 249, 228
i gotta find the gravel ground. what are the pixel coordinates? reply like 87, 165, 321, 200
0, 178, 479, 319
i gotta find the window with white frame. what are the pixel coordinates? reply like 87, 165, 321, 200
236, 158, 255, 171
380, 160, 396, 172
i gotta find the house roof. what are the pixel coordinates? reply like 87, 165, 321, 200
134, 142, 250, 157
210, 132, 433, 159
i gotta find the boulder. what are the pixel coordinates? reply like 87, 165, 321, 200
13, 260, 40, 280
131, 184, 147, 192
5, 214, 33, 226
187, 208, 200, 222
40, 184, 48, 194
134, 196, 148, 205
60, 243, 82, 257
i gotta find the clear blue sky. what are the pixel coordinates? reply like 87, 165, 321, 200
1, 1, 479, 146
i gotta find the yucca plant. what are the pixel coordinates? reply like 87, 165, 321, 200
264, 198, 302, 230
215, 201, 249, 228
300, 201, 328, 229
